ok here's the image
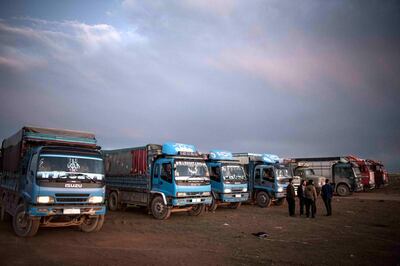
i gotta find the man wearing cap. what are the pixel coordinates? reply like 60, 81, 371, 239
286, 178, 296, 217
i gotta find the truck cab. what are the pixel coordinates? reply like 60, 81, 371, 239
0, 127, 106, 237
104, 142, 212, 220
205, 150, 249, 211
293, 157, 363, 196
292, 166, 326, 195
347, 155, 375, 190
233, 153, 291, 207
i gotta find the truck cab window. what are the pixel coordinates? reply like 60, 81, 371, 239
255, 169, 261, 184
161, 163, 172, 183
263, 168, 274, 183
154, 164, 160, 178
210, 166, 220, 182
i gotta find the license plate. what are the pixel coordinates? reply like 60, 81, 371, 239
192, 198, 201, 203
235, 194, 242, 198
63, 208, 80, 214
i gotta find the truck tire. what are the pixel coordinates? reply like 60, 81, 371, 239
151, 196, 171, 220
228, 202, 241, 209
336, 184, 350, 196
108, 191, 119, 211
80, 215, 104, 233
188, 204, 205, 216
12, 204, 40, 237
208, 197, 218, 212
256, 191, 271, 208
274, 198, 285, 206
94, 215, 105, 232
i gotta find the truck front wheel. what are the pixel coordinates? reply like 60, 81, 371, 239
151, 196, 171, 220
189, 204, 205, 216
12, 204, 40, 237
336, 184, 350, 196
108, 191, 119, 211
80, 215, 104, 233
209, 197, 218, 212
274, 198, 285, 206
256, 192, 271, 208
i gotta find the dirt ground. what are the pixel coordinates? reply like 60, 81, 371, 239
1, 176, 400, 266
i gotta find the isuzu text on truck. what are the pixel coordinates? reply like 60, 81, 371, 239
0, 127, 106, 237
206, 150, 249, 211
292, 157, 363, 196
233, 153, 292, 207
103, 143, 212, 220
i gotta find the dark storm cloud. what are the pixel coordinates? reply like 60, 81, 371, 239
0, 0, 399, 171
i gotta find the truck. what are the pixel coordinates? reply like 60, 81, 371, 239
346, 155, 375, 191
366, 159, 389, 188
292, 157, 363, 196
103, 142, 212, 220
206, 150, 249, 211
288, 162, 326, 195
232, 153, 292, 207
0, 126, 106, 237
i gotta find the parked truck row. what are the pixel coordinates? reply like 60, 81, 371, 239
0, 126, 390, 236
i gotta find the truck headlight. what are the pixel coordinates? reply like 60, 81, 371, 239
88, 196, 104, 203
37, 196, 55, 204
224, 188, 232, 193
176, 192, 187, 197
277, 187, 283, 193
242, 187, 248, 192
203, 192, 211, 196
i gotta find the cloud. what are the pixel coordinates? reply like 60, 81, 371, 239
0, 1, 399, 172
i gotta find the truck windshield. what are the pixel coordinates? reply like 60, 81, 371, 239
174, 160, 210, 185
304, 169, 315, 176
221, 165, 247, 183
353, 167, 361, 177
275, 167, 291, 184
36, 154, 104, 182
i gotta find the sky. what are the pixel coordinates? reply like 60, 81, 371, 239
0, 0, 399, 172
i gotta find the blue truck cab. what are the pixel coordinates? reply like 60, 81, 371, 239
233, 153, 292, 207
206, 150, 249, 211
0, 127, 106, 237
104, 142, 212, 220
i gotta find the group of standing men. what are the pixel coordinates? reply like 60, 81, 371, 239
286, 178, 333, 218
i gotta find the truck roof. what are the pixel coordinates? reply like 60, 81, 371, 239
2, 126, 97, 149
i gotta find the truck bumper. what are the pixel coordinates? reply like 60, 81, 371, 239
28, 205, 106, 217
275, 192, 286, 199
172, 196, 212, 206
220, 192, 249, 202
353, 183, 364, 192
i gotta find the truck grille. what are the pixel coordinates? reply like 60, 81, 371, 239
55, 193, 90, 203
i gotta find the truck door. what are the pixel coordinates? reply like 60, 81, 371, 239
157, 159, 174, 197
24, 152, 38, 198
261, 167, 274, 190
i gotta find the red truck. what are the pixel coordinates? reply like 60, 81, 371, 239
366, 159, 389, 188
346, 155, 375, 191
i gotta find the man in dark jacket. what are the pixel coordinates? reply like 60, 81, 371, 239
321, 179, 333, 216
297, 179, 306, 216
286, 178, 296, 217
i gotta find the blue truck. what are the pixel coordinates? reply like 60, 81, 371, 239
233, 153, 292, 207
0, 126, 106, 237
103, 142, 212, 220
206, 150, 249, 211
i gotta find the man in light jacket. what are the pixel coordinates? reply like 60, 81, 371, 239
305, 180, 318, 218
